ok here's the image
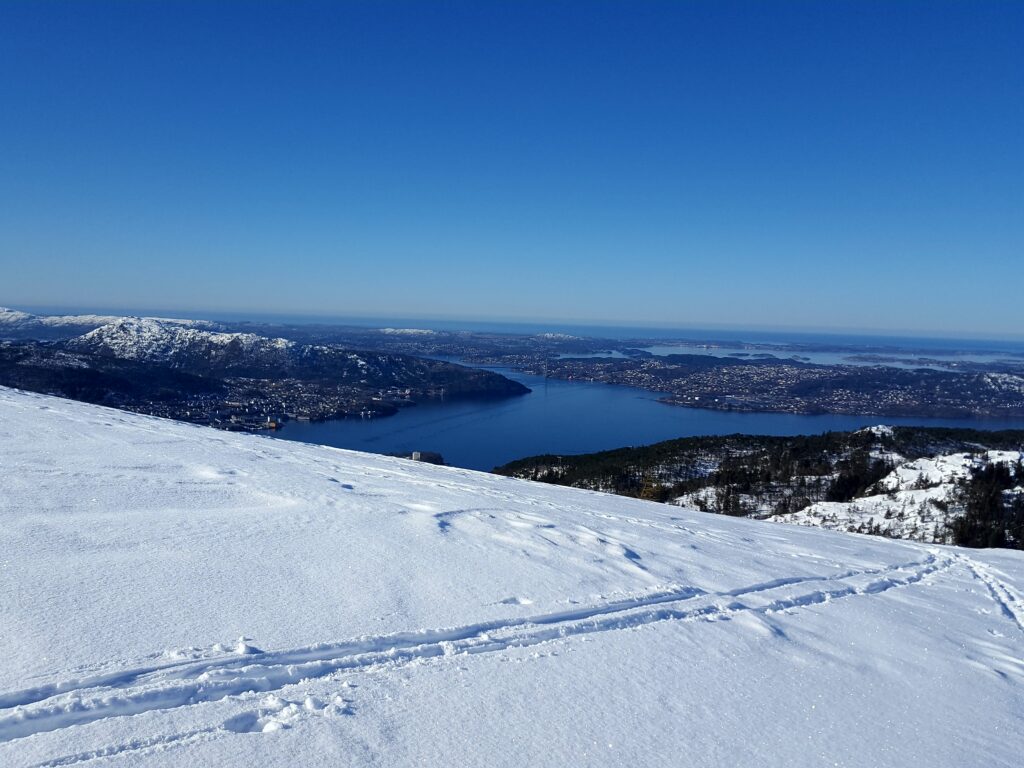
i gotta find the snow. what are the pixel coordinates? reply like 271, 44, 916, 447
69, 317, 291, 362
0, 308, 34, 324
376, 328, 438, 336
771, 451, 1023, 541
880, 451, 1020, 491
0, 309, 220, 341
1, 387, 1022, 767
0, 308, 120, 336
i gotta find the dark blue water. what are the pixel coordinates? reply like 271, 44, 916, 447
277, 368, 1024, 471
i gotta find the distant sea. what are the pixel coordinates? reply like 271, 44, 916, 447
21, 304, 1024, 356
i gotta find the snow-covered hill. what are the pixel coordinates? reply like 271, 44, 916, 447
57, 318, 529, 398
769, 449, 1024, 541
1, 387, 1022, 767
0, 308, 215, 341
0, 308, 121, 340
68, 317, 293, 366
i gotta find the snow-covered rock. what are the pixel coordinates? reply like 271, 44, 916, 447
1, 387, 1022, 767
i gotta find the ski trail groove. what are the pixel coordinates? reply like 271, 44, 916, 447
958, 554, 1024, 634
0, 555, 952, 744
30, 726, 220, 767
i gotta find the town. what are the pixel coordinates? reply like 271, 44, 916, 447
154, 379, 430, 431
504, 355, 1024, 419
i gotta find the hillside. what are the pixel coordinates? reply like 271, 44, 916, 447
64, 318, 528, 395
765, 448, 1024, 544
0, 318, 529, 428
1, 387, 1022, 766
67, 317, 294, 368
495, 428, 1024, 548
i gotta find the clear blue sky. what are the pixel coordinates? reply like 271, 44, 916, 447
1, 1, 1021, 337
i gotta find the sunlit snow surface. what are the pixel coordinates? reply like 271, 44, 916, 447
1, 387, 1022, 767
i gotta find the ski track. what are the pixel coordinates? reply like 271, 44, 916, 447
958, 554, 1024, 634
30, 726, 220, 767
1, 553, 954, 748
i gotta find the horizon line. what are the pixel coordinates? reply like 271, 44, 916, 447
6, 301, 1024, 345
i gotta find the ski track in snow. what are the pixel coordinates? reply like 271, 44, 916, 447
957, 554, 1024, 634
4, 389, 1024, 768
30, 727, 222, 767
1, 552, 957, 751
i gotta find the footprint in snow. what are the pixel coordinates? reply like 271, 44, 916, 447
222, 692, 355, 734
498, 596, 534, 606
211, 637, 262, 655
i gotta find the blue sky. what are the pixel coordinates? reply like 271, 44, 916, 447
1, 1, 1021, 337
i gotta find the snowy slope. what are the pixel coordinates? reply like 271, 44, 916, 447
769, 450, 1023, 541
1, 388, 1022, 767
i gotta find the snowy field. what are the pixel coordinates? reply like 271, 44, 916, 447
1, 387, 1022, 767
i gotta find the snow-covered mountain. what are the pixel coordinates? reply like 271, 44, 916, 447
0, 307, 122, 340
0, 307, 220, 342
59, 318, 529, 398
68, 317, 293, 367
1, 386, 1022, 767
